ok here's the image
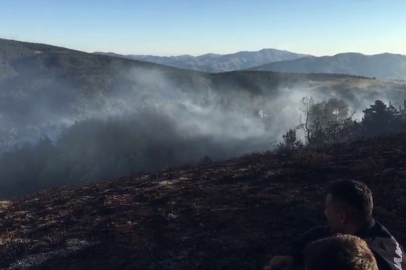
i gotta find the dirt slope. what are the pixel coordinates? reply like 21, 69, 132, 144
1, 133, 406, 269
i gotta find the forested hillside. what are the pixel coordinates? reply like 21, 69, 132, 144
1, 38, 406, 199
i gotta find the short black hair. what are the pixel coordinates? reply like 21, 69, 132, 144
327, 180, 373, 223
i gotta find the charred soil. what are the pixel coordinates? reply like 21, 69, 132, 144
1, 133, 406, 269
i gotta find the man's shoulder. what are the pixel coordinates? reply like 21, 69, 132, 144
284, 225, 331, 261
295, 225, 331, 241
304, 225, 331, 235
367, 220, 403, 247
368, 220, 397, 239
365, 220, 406, 270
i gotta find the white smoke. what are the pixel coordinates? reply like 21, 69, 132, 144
1, 64, 406, 157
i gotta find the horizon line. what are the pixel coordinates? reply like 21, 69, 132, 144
1, 36, 405, 58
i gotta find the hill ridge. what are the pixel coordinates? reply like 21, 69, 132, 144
249, 52, 406, 80
94, 48, 310, 73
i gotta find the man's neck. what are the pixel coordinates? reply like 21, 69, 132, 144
345, 218, 375, 235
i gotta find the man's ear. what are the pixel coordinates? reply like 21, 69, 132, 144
338, 211, 347, 224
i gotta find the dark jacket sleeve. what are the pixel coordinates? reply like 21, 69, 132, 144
284, 226, 331, 268
367, 237, 406, 270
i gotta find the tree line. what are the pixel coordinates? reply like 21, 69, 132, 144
279, 97, 406, 149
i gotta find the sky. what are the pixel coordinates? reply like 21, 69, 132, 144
1, 0, 406, 56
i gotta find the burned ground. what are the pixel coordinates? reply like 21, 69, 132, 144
1, 133, 406, 269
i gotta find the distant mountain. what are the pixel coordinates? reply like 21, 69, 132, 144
249, 53, 406, 80
94, 49, 310, 73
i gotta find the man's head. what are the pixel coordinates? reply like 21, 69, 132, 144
324, 180, 373, 234
304, 234, 378, 270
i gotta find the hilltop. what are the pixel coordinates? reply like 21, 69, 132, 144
0, 38, 207, 130
1, 132, 406, 269
249, 52, 406, 80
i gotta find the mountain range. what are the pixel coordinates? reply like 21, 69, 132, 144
249, 52, 406, 80
94, 49, 310, 73
1, 37, 382, 136
1, 38, 404, 135
2, 38, 405, 139
96, 50, 406, 80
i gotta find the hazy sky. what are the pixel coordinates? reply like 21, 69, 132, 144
1, 0, 405, 56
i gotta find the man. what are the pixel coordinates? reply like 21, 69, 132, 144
303, 234, 378, 270
266, 180, 406, 270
